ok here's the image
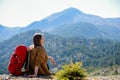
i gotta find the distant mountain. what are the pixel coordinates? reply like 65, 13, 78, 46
50, 22, 120, 40
50, 22, 102, 38
105, 18, 120, 29
25, 7, 85, 31
27, 7, 120, 32
0, 25, 21, 42
0, 7, 120, 42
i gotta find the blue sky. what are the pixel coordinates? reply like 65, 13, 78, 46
0, 0, 120, 27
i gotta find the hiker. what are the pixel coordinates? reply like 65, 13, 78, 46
29, 45, 55, 66
28, 33, 56, 77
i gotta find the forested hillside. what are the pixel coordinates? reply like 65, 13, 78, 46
0, 30, 120, 74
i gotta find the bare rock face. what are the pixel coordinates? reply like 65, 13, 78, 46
86, 75, 120, 80
0, 74, 54, 80
0, 74, 120, 80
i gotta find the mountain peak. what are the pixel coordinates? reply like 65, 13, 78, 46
62, 7, 84, 14
0, 24, 6, 29
45, 7, 85, 22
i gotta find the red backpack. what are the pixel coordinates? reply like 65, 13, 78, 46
8, 45, 29, 76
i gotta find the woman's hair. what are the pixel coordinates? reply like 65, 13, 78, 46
33, 33, 43, 47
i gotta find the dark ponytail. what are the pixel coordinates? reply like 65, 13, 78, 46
33, 33, 43, 47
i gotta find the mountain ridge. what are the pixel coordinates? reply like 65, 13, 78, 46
0, 7, 120, 42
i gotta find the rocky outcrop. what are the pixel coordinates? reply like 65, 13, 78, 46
0, 74, 120, 80
0, 74, 54, 80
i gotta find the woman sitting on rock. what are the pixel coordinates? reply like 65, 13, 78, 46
28, 33, 56, 77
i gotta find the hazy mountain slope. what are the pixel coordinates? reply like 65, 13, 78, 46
50, 22, 120, 40
105, 18, 120, 29
0, 25, 21, 42
50, 22, 102, 38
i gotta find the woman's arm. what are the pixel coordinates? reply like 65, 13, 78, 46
48, 56, 56, 66
34, 66, 39, 76
28, 66, 39, 77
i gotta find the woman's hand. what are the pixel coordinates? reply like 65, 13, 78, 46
28, 44, 34, 51
28, 66, 38, 78
28, 74, 37, 78
48, 56, 56, 66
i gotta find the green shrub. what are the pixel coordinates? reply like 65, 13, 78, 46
54, 61, 89, 80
